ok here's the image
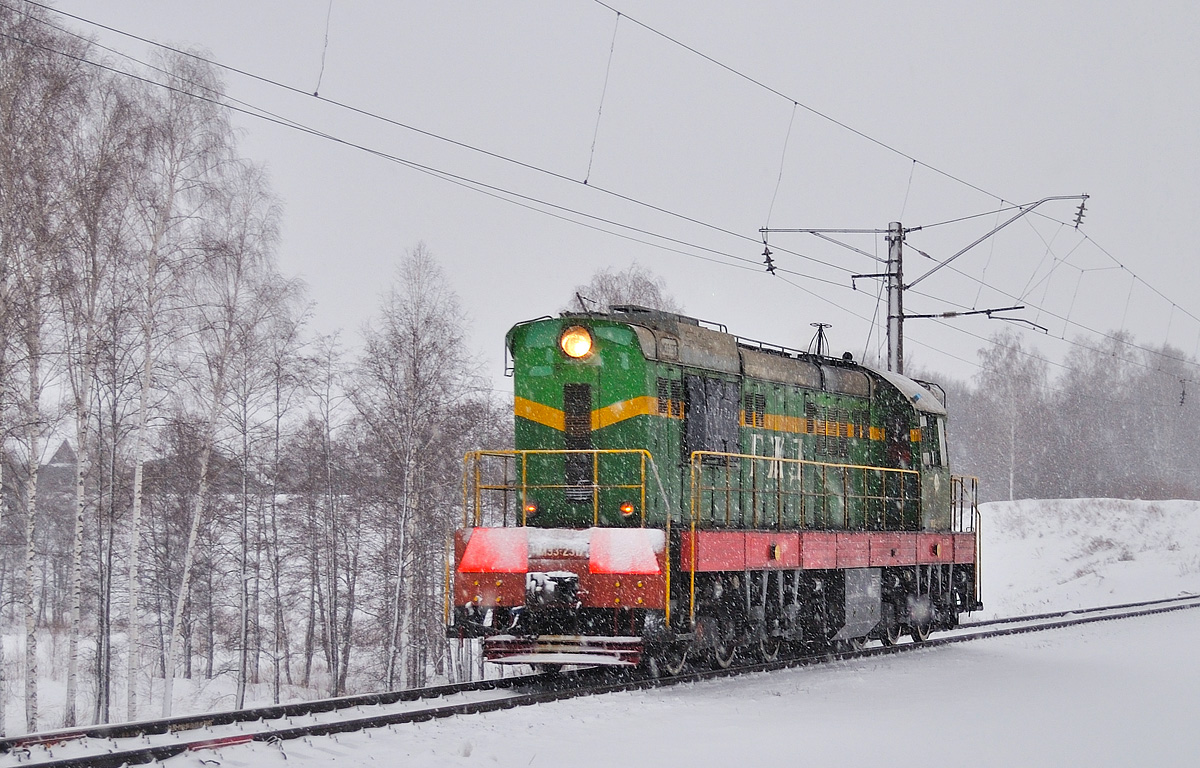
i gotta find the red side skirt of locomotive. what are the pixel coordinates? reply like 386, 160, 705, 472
677, 529, 975, 571
452, 526, 976, 666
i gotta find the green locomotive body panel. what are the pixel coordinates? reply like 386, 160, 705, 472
508, 317, 660, 528
504, 309, 952, 534
452, 308, 979, 658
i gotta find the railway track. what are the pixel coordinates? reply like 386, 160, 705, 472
4, 592, 1197, 768
0, 672, 551, 767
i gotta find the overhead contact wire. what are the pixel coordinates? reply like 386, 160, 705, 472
0, 23, 840, 300
584, 11, 620, 184
32, 0, 1195, 342
765, 102, 797, 229
15, 0, 848, 276
19, 0, 1200, 380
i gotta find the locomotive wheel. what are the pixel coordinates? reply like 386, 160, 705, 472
832, 636, 865, 653
880, 604, 903, 647
713, 640, 737, 668
909, 620, 932, 643
645, 657, 666, 679
758, 635, 782, 662
650, 643, 689, 677
712, 632, 738, 668
882, 622, 903, 646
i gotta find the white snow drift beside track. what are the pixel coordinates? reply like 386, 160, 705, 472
979, 498, 1200, 617
164, 609, 1200, 768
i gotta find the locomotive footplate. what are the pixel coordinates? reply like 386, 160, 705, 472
483, 634, 643, 666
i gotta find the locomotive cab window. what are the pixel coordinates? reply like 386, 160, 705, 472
920, 414, 948, 467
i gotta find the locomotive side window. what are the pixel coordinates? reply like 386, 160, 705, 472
921, 415, 948, 467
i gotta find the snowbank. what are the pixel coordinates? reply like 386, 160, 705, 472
979, 498, 1200, 618
157, 609, 1200, 768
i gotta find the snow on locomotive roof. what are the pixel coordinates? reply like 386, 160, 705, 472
568, 307, 948, 414
867, 366, 948, 416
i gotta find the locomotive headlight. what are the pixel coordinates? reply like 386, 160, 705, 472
523, 500, 539, 519
619, 501, 636, 517
559, 326, 593, 359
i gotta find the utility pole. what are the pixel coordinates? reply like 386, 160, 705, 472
762, 195, 1087, 376
886, 221, 904, 373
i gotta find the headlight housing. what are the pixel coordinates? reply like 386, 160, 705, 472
559, 326, 593, 359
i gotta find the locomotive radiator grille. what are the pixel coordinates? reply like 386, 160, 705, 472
563, 383, 593, 501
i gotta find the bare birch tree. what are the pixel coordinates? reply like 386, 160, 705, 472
292, 335, 348, 694
0, 3, 93, 731
566, 262, 682, 313
124, 53, 230, 720
970, 330, 1050, 501
353, 243, 484, 688
56, 69, 141, 728
225, 275, 305, 708
259, 296, 309, 703
161, 159, 280, 716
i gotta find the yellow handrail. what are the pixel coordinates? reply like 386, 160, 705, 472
463, 446, 672, 530
973, 504, 983, 606
458, 448, 676, 624
688, 450, 920, 530
950, 474, 979, 533
463, 449, 670, 528
683, 453, 982, 623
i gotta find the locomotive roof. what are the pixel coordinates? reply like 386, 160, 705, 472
866, 366, 947, 416
554, 306, 947, 416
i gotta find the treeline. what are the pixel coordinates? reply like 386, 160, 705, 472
942, 329, 1200, 503
0, 6, 506, 734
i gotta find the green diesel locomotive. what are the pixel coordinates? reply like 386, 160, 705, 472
450, 305, 979, 671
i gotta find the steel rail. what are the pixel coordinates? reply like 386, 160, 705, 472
0, 671, 544, 755
7, 593, 1200, 768
957, 592, 1199, 629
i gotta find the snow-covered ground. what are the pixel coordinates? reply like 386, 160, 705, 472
3, 497, 1199, 743
978, 498, 1200, 618
0, 635, 332, 737
162, 609, 1200, 768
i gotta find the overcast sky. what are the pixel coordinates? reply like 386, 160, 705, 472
48, 0, 1200, 393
